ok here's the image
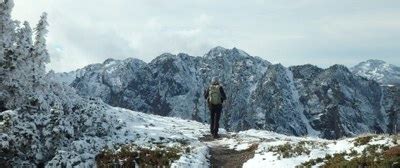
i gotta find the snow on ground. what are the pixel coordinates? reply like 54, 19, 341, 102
107, 107, 212, 167
236, 130, 397, 168
46, 106, 212, 167
44, 106, 399, 167
194, 128, 397, 168
105, 108, 398, 168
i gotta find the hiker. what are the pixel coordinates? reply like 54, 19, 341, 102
204, 77, 227, 138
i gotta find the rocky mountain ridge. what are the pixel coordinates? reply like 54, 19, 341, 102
60, 47, 400, 139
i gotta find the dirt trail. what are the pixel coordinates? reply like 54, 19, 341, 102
199, 134, 258, 168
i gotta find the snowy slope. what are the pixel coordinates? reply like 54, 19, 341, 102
4, 105, 397, 167
1, 105, 211, 167
240, 130, 398, 167
351, 59, 400, 86
205, 129, 399, 168
44, 106, 212, 167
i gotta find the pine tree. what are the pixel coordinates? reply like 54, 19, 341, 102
17, 21, 33, 55
0, 0, 17, 110
4, 22, 36, 108
0, 0, 15, 47
32, 12, 49, 86
0, 0, 16, 67
15, 21, 33, 83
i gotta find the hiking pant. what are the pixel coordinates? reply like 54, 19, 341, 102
209, 104, 222, 136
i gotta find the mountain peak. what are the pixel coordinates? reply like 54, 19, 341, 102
327, 64, 351, 72
356, 59, 388, 68
352, 59, 400, 85
205, 46, 249, 58
159, 52, 175, 57
205, 46, 229, 57
209, 46, 227, 52
366, 59, 386, 63
353, 59, 391, 70
103, 58, 116, 65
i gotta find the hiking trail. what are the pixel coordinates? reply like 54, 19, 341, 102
199, 133, 259, 168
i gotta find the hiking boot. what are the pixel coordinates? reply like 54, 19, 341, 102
213, 134, 220, 139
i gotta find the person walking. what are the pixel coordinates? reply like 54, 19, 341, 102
204, 77, 227, 138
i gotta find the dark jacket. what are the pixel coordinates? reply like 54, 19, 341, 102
204, 84, 227, 104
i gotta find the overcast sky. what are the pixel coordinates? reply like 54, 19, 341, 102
12, 0, 400, 72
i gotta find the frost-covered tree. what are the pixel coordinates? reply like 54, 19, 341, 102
15, 21, 34, 78
32, 12, 50, 86
0, 4, 51, 111
0, 0, 17, 110
0, 0, 15, 54
0, 0, 16, 69
16, 21, 33, 60
2, 22, 35, 109
0, 5, 122, 166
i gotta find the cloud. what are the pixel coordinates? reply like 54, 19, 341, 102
11, 0, 400, 72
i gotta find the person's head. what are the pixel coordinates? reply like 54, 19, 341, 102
211, 77, 219, 85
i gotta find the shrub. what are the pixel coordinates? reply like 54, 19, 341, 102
96, 144, 182, 168
301, 144, 400, 167
353, 135, 375, 146
269, 141, 311, 159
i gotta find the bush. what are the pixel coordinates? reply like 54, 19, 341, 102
96, 144, 182, 168
353, 135, 375, 146
301, 145, 400, 167
269, 141, 311, 159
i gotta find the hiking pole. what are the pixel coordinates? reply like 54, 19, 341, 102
204, 87, 208, 124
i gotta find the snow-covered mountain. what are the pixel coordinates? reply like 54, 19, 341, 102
351, 59, 400, 86
3, 0, 400, 166
65, 47, 400, 139
70, 47, 271, 128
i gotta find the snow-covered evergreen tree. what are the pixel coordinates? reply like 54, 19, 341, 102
16, 21, 34, 80
2, 22, 35, 109
0, 0, 16, 69
0, 0, 17, 111
0, 0, 15, 52
16, 21, 33, 60
0, 4, 124, 166
0, 2, 52, 111
32, 12, 50, 86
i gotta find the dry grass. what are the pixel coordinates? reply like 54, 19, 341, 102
96, 144, 182, 168
301, 144, 400, 167
353, 135, 376, 146
269, 141, 311, 159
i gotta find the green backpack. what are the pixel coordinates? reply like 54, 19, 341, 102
208, 85, 222, 105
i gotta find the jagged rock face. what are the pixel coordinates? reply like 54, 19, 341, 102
200, 48, 271, 131
290, 64, 386, 139
68, 47, 399, 139
71, 58, 167, 115
382, 85, 400, 134
71, 47, 271, 128
250, 64, 308, 136
351, 59, 400, 86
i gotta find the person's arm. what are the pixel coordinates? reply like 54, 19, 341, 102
220, 86, 226, 102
